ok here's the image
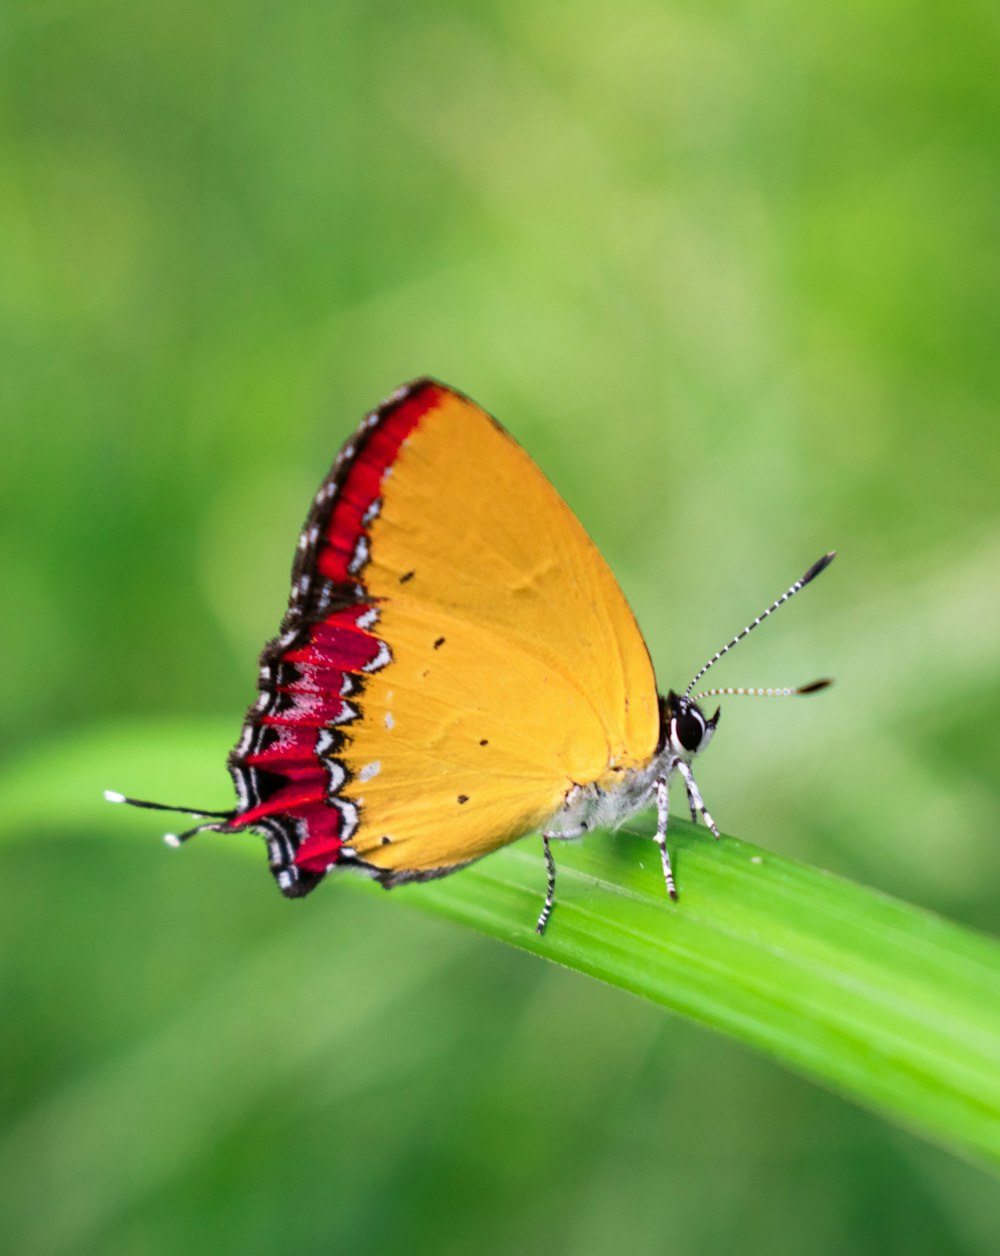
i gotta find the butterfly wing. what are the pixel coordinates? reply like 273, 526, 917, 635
225, 380, 659, 894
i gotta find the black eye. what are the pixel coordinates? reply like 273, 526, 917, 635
674, 709, 705, 753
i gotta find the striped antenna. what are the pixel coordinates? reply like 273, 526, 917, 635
684, 552, 835, 699
692, 679, 832, 702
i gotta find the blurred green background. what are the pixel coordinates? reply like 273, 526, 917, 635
2, 1, 999, 1253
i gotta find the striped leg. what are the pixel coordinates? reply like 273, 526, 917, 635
674, 759, 720, 839
654, 778, 677, 900
536, 835, 557, 935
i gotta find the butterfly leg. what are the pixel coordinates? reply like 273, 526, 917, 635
674, 760, 720, 839
654, 778, 678, 900
536, 835, 558, 935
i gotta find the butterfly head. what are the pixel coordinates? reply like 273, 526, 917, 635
661, 691, 720, 760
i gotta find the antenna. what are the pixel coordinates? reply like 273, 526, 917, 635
683, 551, 835, 698
691, 679, 832, 702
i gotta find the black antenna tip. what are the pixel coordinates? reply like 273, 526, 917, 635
797, 678, 834, 695
801, 551, 836, 586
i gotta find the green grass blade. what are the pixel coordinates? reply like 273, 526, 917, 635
4, 720, 999, 1172
410, 832, 1000, 1173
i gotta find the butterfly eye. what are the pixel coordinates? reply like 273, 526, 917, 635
673, 706, 707, 754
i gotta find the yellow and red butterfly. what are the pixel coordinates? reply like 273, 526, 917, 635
109, 380, 833, 932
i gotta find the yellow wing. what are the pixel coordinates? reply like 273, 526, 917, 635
227, 379, 659, 892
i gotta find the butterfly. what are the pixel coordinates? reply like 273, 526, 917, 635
108, 379, 833, 933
